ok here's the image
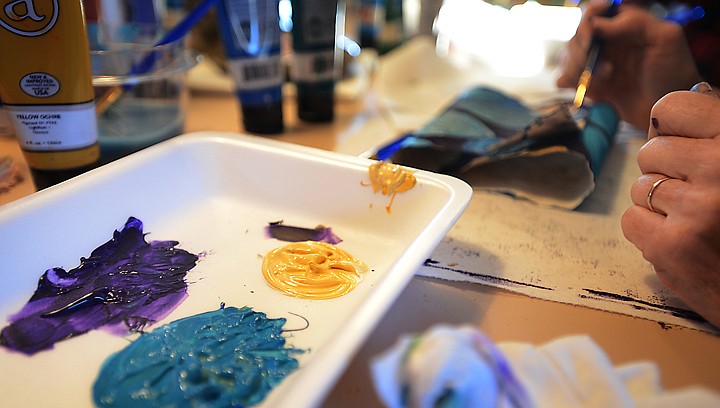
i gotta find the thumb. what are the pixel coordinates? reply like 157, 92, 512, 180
649, 90, 720, 139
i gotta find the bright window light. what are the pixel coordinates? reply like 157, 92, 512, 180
434, 0, 581, 77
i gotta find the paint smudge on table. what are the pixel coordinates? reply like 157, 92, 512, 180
580, 288, 706, 323
0, 217, 199, 355
93, 305, 302, 407
0, 156, 23, 193
265, 220, 342, 244
262, 241, 369, 299
363, 161, 416, 213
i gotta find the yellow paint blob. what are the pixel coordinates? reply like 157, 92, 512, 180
366, 161, 416, 213
262, 241, 369, 300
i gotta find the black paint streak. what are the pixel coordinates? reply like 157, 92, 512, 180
657, 322, 673, 331
423, 259, 554, 291
282, 312, 310, 333
580, 288, 706, 323
265, 220, 342, 244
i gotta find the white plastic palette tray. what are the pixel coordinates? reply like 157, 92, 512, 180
0, 132, 471, 407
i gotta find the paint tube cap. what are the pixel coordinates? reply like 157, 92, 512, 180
241, 102, 284, 134
297, 91, 334, 123
30, 160, 100, 190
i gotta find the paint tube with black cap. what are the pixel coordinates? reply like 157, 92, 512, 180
216, 0, 285, 134
0, 0, 100, 189
289, 0, 341, 122
358, 0, 385, 49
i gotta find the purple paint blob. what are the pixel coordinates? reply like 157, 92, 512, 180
0, 217, 199, 355
265, 220, 342, 244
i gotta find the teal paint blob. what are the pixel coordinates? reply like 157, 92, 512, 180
93, 306, 303, 407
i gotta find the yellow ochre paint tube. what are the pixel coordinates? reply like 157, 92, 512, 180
0, 0, 99, 189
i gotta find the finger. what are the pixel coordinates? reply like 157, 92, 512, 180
556, 40, 587, 88
583, 0, 618, 20
621, 205, 664, 256
630, 174, 682, 216
557, 16, 595, 88
591, 5, 654, 43
585, 58, 614, 93
636, 136, 711, 179
649, 91, 720, 139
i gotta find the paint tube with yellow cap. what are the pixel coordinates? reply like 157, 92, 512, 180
0, 0, 99, 189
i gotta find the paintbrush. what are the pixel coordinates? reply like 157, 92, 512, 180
95, 0, 220, 114
572, 0, 622, 110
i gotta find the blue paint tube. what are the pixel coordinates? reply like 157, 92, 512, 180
216, 0, 284, 134
290, 0, 340, 122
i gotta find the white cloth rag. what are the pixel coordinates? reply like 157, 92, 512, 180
370, 325, 720, 408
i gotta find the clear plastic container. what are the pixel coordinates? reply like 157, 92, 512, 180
91, 35, 200, 163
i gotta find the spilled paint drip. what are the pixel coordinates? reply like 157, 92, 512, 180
0, 217, 199, 355
93, 306, 302, 407
363, 161, 416, 213
265, 220, 342, 244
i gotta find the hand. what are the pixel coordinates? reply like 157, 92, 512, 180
621, 89, 720, 327
556, 1, 702, 129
